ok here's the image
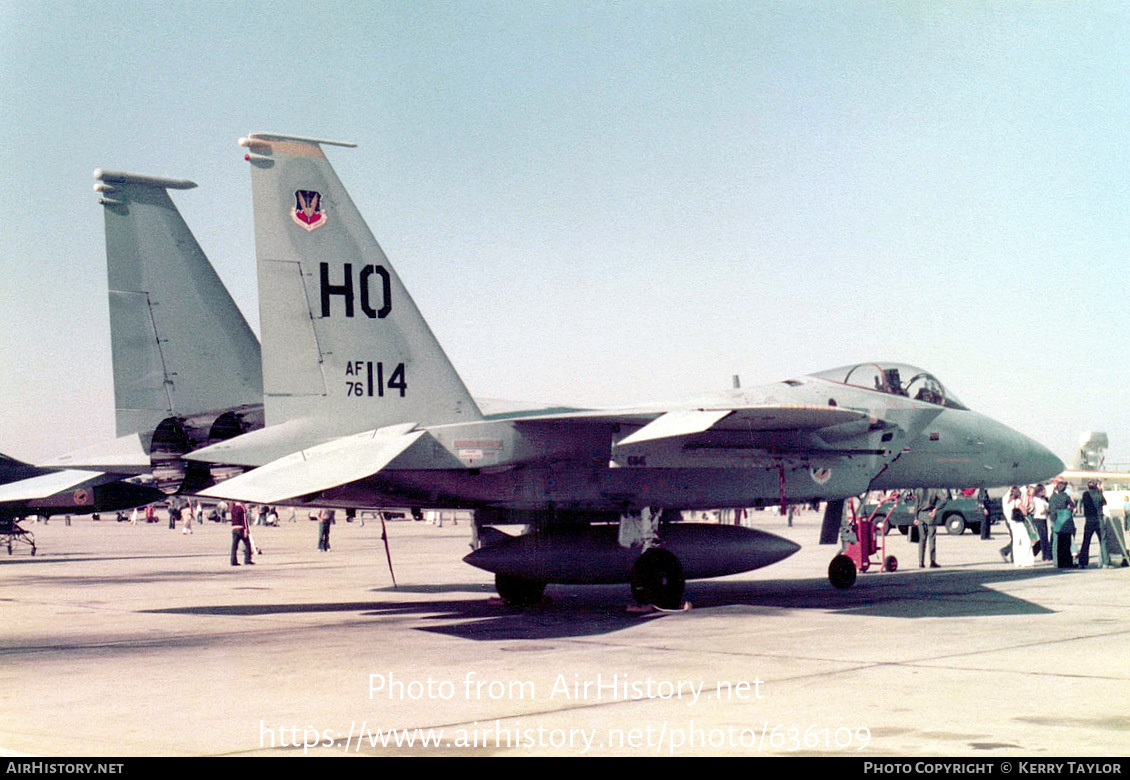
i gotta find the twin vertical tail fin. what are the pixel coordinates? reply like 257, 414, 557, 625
239, 133, 483, 436
1072, 431, 1108, 471
95, 170, 263, 439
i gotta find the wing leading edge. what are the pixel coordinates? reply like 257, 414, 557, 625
614, 405, 868, 448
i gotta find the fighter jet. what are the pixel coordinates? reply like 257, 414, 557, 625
0, 453, 164, 523
1050, 431, 1130, 520
193, 133, 1063, 607
1053, 431, 1130, 485
38, 170, 264, 494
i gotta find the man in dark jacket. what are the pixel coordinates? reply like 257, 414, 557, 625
230, 502, 253, 566
915, 488, 948, 568
1078, 481, 1107, 568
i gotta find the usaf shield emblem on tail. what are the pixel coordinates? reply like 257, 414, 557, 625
292, 190, 326, 231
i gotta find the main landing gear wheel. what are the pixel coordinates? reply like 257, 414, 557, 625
630, 548, 685, 610
828, 554, 857, 589
495, 574, 546, 607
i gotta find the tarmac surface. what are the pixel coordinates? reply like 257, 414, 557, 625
1, 509, 1128, 757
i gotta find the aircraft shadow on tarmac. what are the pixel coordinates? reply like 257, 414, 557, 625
141, 566, 1063, 642
0, 552, 218, 567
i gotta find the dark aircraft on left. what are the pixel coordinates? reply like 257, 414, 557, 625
3, 169, 265, 524
0, 454, 164, 523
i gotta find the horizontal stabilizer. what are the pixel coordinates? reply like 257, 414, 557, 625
616, 405, 867, 449
39, 433, 152, 474
199, 424, 425, 504
185, 418, 335, 468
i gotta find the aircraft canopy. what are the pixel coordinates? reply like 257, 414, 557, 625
808, 363, 969, 411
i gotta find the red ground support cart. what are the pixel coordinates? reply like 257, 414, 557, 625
828, 495, 898, 589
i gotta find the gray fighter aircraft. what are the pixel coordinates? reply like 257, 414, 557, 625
38, 170, 264, 494
192, 133, 1063, 607
0, 453, 163, 524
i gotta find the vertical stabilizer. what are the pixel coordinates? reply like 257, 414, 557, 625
95, 169, 263, 438
1072, 431, 1109, 471
239, 133, 482, 435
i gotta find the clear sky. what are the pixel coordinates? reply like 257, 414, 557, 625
2, 1, 1128, 466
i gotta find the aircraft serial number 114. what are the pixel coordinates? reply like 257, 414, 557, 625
345, 361, 407, 398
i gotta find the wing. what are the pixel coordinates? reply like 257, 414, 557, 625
1058, 469, 1130, 484
193, 403, 879, 505
0, 467, 166, 518
0, 470, 106, 502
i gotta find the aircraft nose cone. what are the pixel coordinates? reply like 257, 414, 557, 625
1026, 442, 1065, 485
1006, 429, 1064, 485
980, 415, 1064, 487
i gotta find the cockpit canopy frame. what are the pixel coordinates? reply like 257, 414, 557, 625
808, 363, 969, 411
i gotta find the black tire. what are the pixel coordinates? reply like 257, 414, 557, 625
630, 548, 685, 609
883, 555, 898, 573
944, 513, 966, 535
828, 554, 857, 589
495, 574, 545, 607
898, 525, 909, 536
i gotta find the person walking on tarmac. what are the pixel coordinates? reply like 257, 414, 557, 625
230, 502, 254, 566
1078, 481, 1108, 569
317, 508, 334, 552
914, 488, 948, 568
